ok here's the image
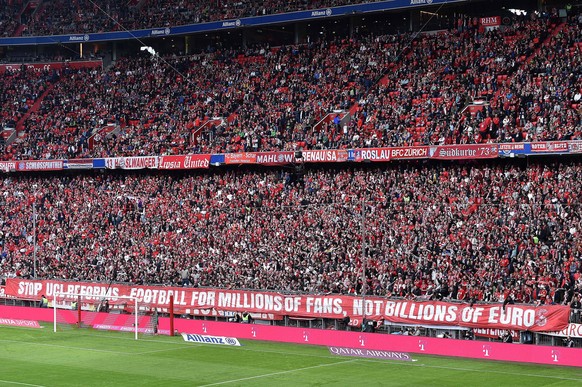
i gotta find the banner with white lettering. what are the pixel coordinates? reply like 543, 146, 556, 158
301, 150, 349, 163
529, 141, 569, 153
389, 146, 429, 160
15, 160, 64, 171
64, 159, 94, 170
4, 141, 582, 173
0, 60, 102, 74
0, 161, 17, 172
5, 279, 569, 332
105, 156, 158, 170
568, 141, 582, 154
545, 323, 582, 339
429, 144, 499, 160
224, 153, 256, 164
158, 155, 210, 170
352, 148, 391, 162
0, 285, 16, 299
479, 16, 501, 27
255, 151, 295, 165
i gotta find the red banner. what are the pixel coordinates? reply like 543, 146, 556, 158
105, 156, 158, 169
353, 148, 391, 162
430, 144, 498, 159
301, 150, 348, 163
158, 155, 210, 170
15, 160, 64, 171
224, 153, 257, 164
0, 60, 102, 74
5, 279, 569, 332
0, 285, 16, 299
255, 152, 295, 165
530, 141, 569, 153
390, 146, 430, 160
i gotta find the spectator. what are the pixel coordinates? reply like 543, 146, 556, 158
500, 330, 513, 343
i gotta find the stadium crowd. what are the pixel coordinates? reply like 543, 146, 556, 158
0, 0, 22, 37
0, 68, 53, 132
1, 14, 580, 161
0, 160, 581, 308
4, 34, 394, 159
343, 15, 582, 147
18, 0, 388, 37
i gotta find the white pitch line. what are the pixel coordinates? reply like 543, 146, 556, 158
0, 379, 46, 387
198, 359, 357, 386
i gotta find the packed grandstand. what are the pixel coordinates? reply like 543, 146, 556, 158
0, 0, 581, 346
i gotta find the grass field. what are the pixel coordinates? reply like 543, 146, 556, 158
0, 324, 580, 386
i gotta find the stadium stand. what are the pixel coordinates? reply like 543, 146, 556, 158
0, 160, 580, 307
1, 13, 579, 160
16, 0, 390, 36
0, 0, 581, 349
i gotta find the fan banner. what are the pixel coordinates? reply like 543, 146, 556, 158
5, 279, 569, 332
530, 141, 569, 153
479, 16, 501, 27
0, 161, 17, 172
388, 146, 430, 160
429, 144, 499, 159
301, 150, 349, 163
544, 323, 582, 339
0, 60, 102, 74
4, 141, 582, 174
64, 159, 94, 170
158, 155, 210, 170
13, 160, 64, 172
352, 148, 391, 162
105, 156, 158, 170
224, 153, 257, 164
254, 152, 295, 165
569, 141, 582, 154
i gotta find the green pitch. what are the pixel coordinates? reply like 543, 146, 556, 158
0, 324, 580, 386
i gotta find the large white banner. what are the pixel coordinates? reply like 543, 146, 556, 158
545, 323, 582, 338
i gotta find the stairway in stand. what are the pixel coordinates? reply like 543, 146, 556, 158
15, 82, 55, 133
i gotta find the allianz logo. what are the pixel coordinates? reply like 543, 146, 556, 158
69, 34, 90, 42
151, 28, 171, 36
311, 8, 332, 17
222, 19, 242, 27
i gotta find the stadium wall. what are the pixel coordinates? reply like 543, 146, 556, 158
1, 305, 580, 367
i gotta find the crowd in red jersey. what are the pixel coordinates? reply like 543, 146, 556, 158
1, 15, 579, 161
0, 161, 580, 308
